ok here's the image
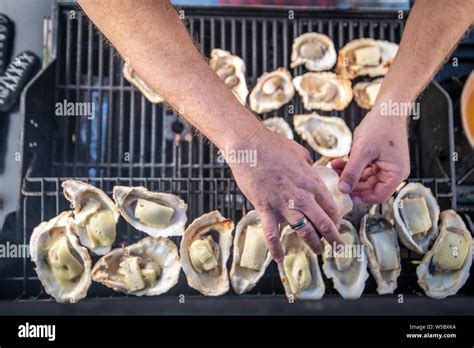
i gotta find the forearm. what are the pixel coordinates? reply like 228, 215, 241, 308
78, 0, 263, 150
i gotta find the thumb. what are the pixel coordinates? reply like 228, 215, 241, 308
339, 146, 375, 194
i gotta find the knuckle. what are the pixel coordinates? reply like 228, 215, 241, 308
264, 232, 280, 244
317, 219, 335, 236
298, 226, 314, 240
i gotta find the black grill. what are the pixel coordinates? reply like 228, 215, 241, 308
8, 3, 470, 311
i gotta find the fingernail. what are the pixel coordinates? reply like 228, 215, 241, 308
339, 181, 352, 193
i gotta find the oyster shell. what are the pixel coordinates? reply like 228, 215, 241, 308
62, 180, 120, 255
262, 116, 294, 140
293, 72, 353, 111
30, 211, 92, 303
353, 78, 383, 109
322, 219, 369, 299
336, 39, 398, 79
113, 186, 187, 238
393, 183, 440, 254
417, 210, 473, 299
278, 225, 325, 300
290, 32, 337, 71
180, 211, 234, 296
294, 113, 352, 157
123, 60, 164, 103
209, 48, 248, 105
249, 67, 295, 113
360, 212, 401, 294
230, 210, 273, 294
92, 236, 181, 296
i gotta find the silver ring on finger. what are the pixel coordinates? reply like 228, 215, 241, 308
289, 216, 309, 231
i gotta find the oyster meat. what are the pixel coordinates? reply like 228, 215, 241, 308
417, 210, 473, 299
113, 186, 187, 238
294, 113, 352, 158
293, 72, 353, 111
353, 78, 383, 109
322, 219, 369, 299
262, 116, 294, 140
393, 183, 440, 254
360, 212, 401, 294
290, 32, 337, 71
230, 210, 272, 294
92, 236, 181, 296
62, 180, 120, 255
123, 59, 164, 104
30, 211, 92, 303
278, 225, 325, 300
209, 48, 248, 105
249, 67, 295, 113
180, 211, 234, 296
336, 39, 398, 79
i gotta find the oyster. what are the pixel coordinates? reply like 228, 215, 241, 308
92, 237, 181, 296
291, 32, 337, 71
393, 183, 440, 254
180, 211, 234, 296
30, 211, 92, 303
230, 210, 272, 294
293, 72, 353, 111
62, 180, 120, 255
278, 225, 325, 300
113, 186, 187, 238
293, 113, 352, 157
336, 39, 398, 79
360, 212, 401, 294
123, 59, 164, 103
417, 210, 472, 299
262, 116, 294, 140
322, 219, 369, 299
209, 48, 248, 105
249, 67, 295, 113
353, 78, 383, 109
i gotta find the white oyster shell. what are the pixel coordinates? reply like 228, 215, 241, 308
92, 236, 181, 296
30, 211, 92, 303
353, 78, 383, 109
262, 116, 294, 140
180, 211, 234, 296
123, 59, 164, 103
210, 48, 248, 105
112, 186, 187, 238
249, 67, 295, 113
291, 32, 337, 71
294, 113, 352, 158
62, 180, 120, 255
417, 210, 473, 299
293, 72, 353, 111
230, 210, 273, 294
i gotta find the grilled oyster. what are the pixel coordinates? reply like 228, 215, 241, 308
230, 210, 272, 294
322, 219, 369, 299
180, 211, 234, 296
62, 180, 120, 255
360, 212, 401, 294
262, 116, 294, 140
417, 210, 473, 299
210, 48, 248, 105
92, 237, 181, 296
278, 225, 325, 300
30, 211, 92, 303
393, 183, 440, 254
249, 67, 295, 113
294, 113, 352, 157
290, 32, 337, 71
293, 72, 352, 111
113, 186, 187, 238
336, 39, 398, 79
123, 59, 164, 103
353, 78, 383, 109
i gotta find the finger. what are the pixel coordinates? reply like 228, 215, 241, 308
305, 174, 339, 224
351, 175, 378, 192
259, 211, 284, 262
281, 209, 324, 254
301, 147, 313, 165
354, 177, 400, 205
339, 147, 377, 194
332, 160, 376, 181
304, 202, 344, 247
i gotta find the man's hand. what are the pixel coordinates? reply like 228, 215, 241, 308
332, 112, 410, 205
228, 127, 344, 262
